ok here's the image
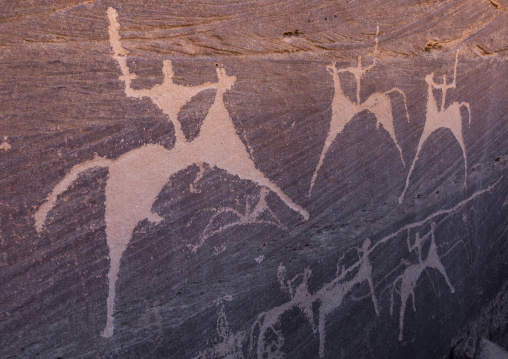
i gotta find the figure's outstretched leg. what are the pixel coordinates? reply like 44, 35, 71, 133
428, 238, 456, 294
365, 95, 406, 167
456, 102, 471, 188
253, 174, 309, 220
35, 157, 111, 232
398, 294, 408, 341
386, 88, 410, 125
318, 310, 327, 358
453, 127, 468, 189
101, 200, 141, 338
308, 120, 349, 196
399, 131, 429, 204
366, 267, 380, 316
101, 241, 125, 338
214, 148, 309, 220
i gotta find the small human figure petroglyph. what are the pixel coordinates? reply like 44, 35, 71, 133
251, 264, 315, 359
213, 243, 227, 256
34, 7, 308, 339
192, 180, 501, 357
187, 187, 287, 253
399, 50, 471, 203
0, 137, 11, 151
315, 238, 379, 357
192, 296, 246, 359
252, 239, 379, 358
390, 223, 455, 341
309, 27, 410, 196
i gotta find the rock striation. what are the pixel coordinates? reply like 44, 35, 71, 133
1, 1, 508, 358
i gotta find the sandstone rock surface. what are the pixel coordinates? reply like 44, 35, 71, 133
1, 1, 508, 358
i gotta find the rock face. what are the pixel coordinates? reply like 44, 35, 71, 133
1, 1, 508, 358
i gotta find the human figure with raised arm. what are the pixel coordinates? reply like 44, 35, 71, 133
399, 50, 471, 203
108, 7, 218, 143
309, 27, 409, 196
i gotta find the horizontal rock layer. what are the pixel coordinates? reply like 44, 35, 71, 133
1, 1, 508, 358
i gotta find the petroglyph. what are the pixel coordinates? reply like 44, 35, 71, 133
399, 51, 471, 203
0, 137, 11, 151
255, 255, 265, 264
373, 176, 501, 253
251, 239, 379, 358
213, 243, 227, 256
107, 6, 308, 221
309, 27, 410, 196
187, 187, 286, 254
192, 179, 500, 358
34, 7, 308, 339
138, 301, 163, 344
390, 223, 455, 341
192, 295, 246, 359
107, 7, 217, 144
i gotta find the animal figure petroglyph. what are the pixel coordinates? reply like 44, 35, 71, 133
34, 7, 308, 339
251, 239, 379, 358
186, 187, 286, 253
192, 179, 500, 358
399, 51, 471, 203
309, 27, 410, 196
390, 223, 455, 341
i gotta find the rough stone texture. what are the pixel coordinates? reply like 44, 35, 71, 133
453, 337, 508, 359
1, 1, 508, 358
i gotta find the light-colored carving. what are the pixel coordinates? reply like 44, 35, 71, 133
252, 239, 379, 359
213, 243, 227, 256
187, 187, 286, 254
107, 8, 217, 144
255, 255, 265, 264
399, 51, 471, 203
390, 223, 455, 341
309, 27, 410, 196
194, 178, 501, 358
107, 7, 307, 221
0, 136, 11, 151
192, 295, 246, 359
34, 7, 308, 339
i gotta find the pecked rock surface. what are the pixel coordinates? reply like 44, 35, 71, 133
1, 1, 508, 358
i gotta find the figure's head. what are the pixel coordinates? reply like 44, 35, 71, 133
303, 267, 311, 281
162, 60, 175, 80
425, 72, 435, 85
215, 65, 236, 90
362, 238, 371, 252
326, 63, 337, 75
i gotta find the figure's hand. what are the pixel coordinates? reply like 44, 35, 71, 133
326, 63, 336, 74
216, 66, 236, 90
425, 72, 435, 85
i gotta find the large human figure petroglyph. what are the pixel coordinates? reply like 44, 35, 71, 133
34, 7, 308, 339
308, 27, 410, 196
390, 223, 455, 340
251, 239, 379, 359
107, 8, 218, 144
106, 6, 307, 220
399, 51, 471, 203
